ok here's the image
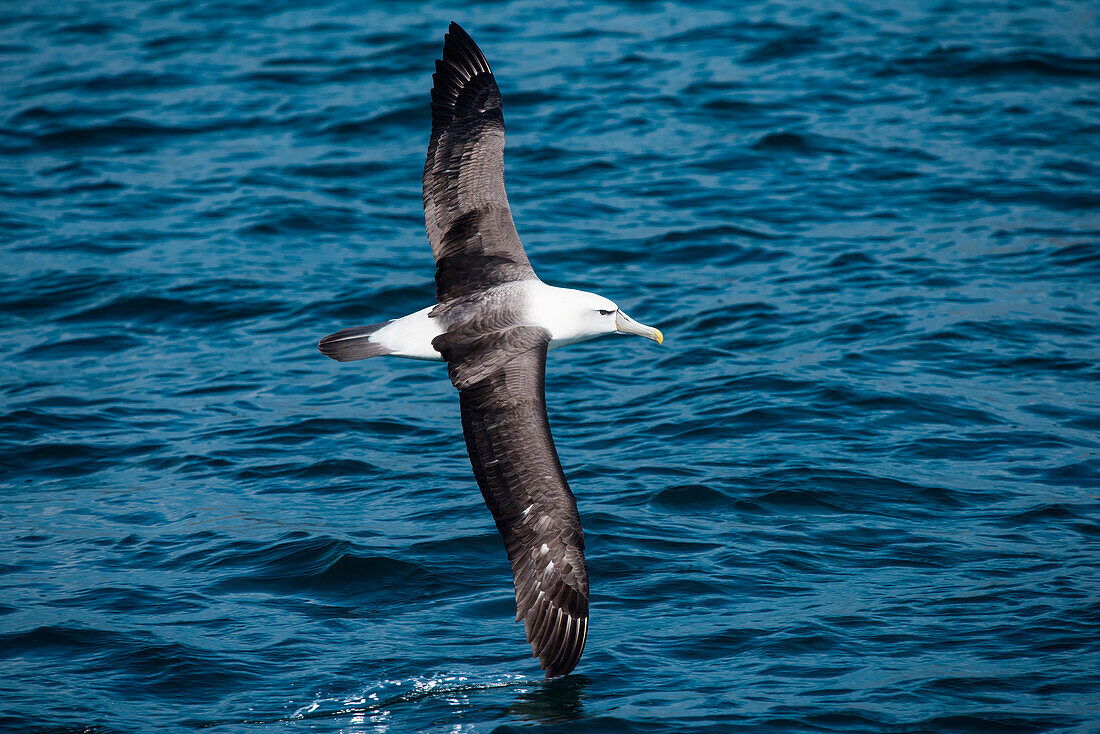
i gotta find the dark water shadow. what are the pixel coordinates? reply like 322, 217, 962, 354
508, 674, 591, 725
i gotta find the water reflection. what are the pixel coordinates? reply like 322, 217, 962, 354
509, 674, 591, 724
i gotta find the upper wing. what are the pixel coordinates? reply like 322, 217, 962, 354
434, 332, 590, 679
424, 23, 535, 304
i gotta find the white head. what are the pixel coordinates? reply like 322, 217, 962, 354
532, 285, 663, 349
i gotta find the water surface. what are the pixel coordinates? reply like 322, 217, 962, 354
2, 1, 1099, 732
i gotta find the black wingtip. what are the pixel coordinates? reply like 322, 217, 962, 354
443, 22, 490, 73
448, 21, 470, 42
430, 22, 499, 136
539, 615, 588, 679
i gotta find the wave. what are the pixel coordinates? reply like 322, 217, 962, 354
882, 48, 1100, 80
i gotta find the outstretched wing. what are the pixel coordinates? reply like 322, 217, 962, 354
424, 22, 535, 304
434, 331, 590, 679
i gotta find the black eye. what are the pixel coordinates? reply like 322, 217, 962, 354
598, 309, 614, 316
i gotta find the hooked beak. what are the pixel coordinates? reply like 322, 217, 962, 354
615, 310, 663, 344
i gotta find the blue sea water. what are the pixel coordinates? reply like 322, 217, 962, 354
2, 0, 1099, 731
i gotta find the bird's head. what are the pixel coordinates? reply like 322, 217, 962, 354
550, 288, 663, 346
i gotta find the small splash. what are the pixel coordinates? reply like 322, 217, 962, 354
291, 673, 532, 723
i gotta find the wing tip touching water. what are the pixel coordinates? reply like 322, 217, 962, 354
525, 603, 589, 679
509, 523, 590, 679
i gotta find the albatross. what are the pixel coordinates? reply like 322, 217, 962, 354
318, 22, 662, 679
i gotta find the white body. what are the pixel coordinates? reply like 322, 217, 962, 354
370, 304, 445, 360
371, 281, 621, 360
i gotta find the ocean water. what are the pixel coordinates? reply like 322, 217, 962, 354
2, 0, 1099, 731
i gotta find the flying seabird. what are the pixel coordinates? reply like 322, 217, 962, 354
318, 22, 662, 679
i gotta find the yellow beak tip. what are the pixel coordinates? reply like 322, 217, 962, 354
654, 329, 664, 345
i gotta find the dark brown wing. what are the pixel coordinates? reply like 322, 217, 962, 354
424, 23, 535, 304
434, 331, 590, 679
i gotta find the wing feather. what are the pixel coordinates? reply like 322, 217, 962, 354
442, 340, 589, 678
424, 22, 534, 303
425, 22, 586, 681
